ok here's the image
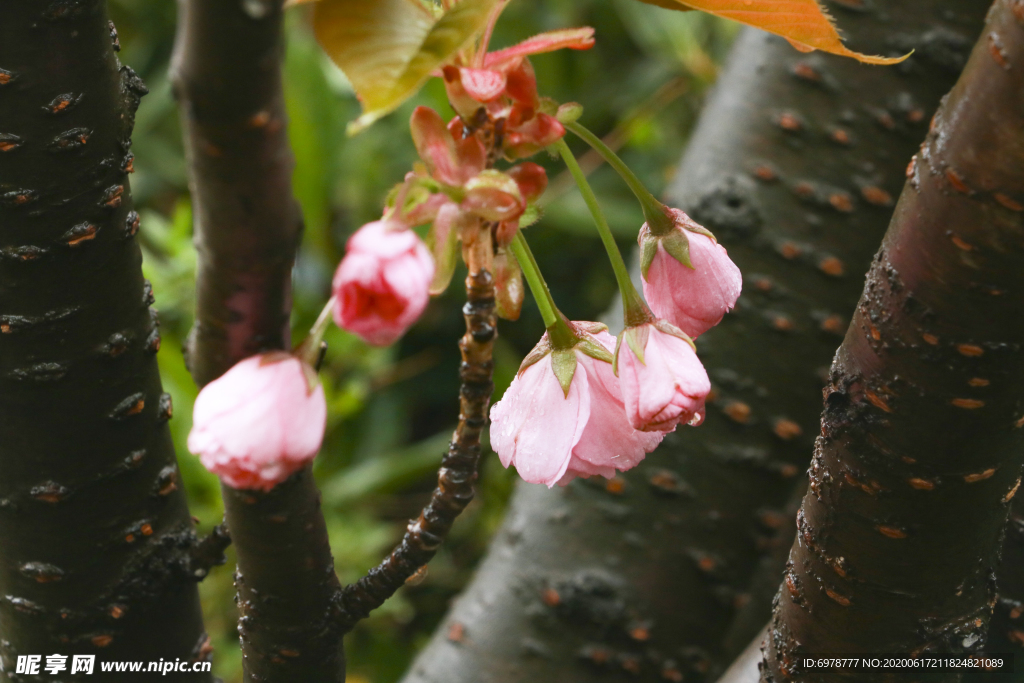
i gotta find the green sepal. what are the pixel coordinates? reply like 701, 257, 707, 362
640, 234, 659, 279
654, 319, 696, 351
556, 102, 584, 124
624, 324, 650, 365
574, 321, 609, 336
682, 221, 717, 242
550, 349, 578, 398
518, 202, 543, 229
538, 97, 559, 116
518, 338, 552, 376
576, 335, 614, 365
661, 229, 694, 270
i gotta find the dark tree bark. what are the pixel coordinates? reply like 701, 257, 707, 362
0, 1, 211, 678
762, 1, 1024, 679
401, 3, 988, 682
170, 2, 346, 681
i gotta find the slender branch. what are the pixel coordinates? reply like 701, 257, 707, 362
0, 0, 210, 671
763, 2, 1024, 677
171, 1, 343, 680
335, 226, 496, 632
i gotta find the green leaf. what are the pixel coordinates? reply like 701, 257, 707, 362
550, 349, 578, 398
312, 0, 499, 134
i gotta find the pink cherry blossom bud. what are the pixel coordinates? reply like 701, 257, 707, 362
617, 322, 711, 432
332, 219, 434, 346
188, 353, 327, 492
490, 326, 664, 487
640, 209, 742, 338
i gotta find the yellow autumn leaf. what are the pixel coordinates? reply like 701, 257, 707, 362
634, 0, 908, 65
310, 0, 499, 134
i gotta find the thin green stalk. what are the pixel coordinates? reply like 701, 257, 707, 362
510, 233, 578, 349
296, 296, 336, 368
509, 233, 557, 328
565, 120, 674, 235
553, 139, 653, 328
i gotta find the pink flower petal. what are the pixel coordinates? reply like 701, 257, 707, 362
489, 355, 590, 487
642, 216, 742, 338
484, 28, 596, 71
459, 67, 507, 101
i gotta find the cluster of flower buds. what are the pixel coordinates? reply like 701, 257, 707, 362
185, 26, 597, 492
489, 209, 741, 487
184, 18, 741, 495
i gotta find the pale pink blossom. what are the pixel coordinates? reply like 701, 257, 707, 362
188, 354, 327, 492
640, 209, 742, 338
617, 323, 711, 432
332, 220, 434, 346
490, 328, 663, 487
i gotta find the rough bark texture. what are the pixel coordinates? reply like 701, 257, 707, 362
223, 469, 345, 682
763, 2, 1024, 679
170, 0, 301, 387
0, 1, 210, 678
401, 3, 988, 682
170, 2, 342, 681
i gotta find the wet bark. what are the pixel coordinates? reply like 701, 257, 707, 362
0, 1, 210, 678
170, 2, 345, 681
762, 2, 1024, 679
401, 3, 988, 682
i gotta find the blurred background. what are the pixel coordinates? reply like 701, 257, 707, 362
105, 1, 735, 680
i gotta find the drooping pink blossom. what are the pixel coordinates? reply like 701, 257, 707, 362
188, 353, 327, 492
332, 219, 434, 346
490, 327, 664, 487
617, 323, 711, 432
640, 208, 742, 338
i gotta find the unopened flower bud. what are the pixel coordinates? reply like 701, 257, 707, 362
332, 219, 434, 346
188, 353, 327, 492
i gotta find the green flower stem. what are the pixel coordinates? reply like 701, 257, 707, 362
565, 120, 675, 236
296, 296, 336, 367
553, 138, 654, 328
509, 232, 578, 349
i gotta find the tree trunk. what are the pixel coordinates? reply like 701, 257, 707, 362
170, 1, 346, 680
401, 3, 987, 682
762, 1, 1024, 679
0, 1, 210, 677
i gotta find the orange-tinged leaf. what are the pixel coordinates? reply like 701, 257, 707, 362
312, 0, 499, 134
633, 0, 909, 65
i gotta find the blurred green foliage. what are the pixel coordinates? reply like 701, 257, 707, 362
106, 1, 734, 680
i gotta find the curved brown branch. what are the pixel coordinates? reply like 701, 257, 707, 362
337, 230, 496, 632
763, 1, 1024, 678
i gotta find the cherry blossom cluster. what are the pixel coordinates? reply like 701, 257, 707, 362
185, 18, 741, 492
